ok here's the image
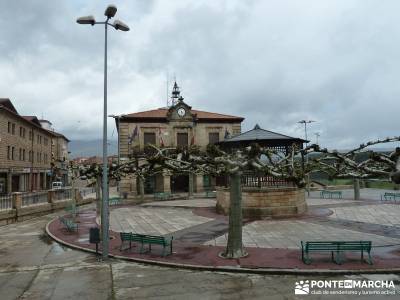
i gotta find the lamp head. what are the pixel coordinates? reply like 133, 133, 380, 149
76, 16, 96, 25
114, 20, 130, 31
105, 5, 117, 18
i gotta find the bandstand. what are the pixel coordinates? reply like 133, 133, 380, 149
216, 124, 308, 218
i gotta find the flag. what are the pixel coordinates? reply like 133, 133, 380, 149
224, 128, 231, 139
129, 125, 138, 144
159, 127, 165, 147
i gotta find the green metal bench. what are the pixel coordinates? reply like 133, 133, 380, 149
59, 216, 78, 232
109, 197, 122, 206
119, 232, 145, 251
119, 232, 173, 256
320, 190, 342, 199
154, 192, 171, 201
381, 192, 400, 202
140, 234, 173, 257
65, 203, 78, 216
205, 190, 216, 198
301, 241, 372, 265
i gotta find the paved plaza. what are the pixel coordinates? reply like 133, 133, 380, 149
109, 206, 212, 236
108, 190, 400, 250
5, 206, 400, 299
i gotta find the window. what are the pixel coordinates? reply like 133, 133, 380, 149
11, 123, 15, 135
32, 151, 34, 163
20, 127, 26, 138
23, 149, 26, 161
19, 148, 22, 160
208, 132, 220, 145
177, 133, 188, 147
7, 146, 10, 160
44, 137, 48, 146
8, 122, 11, 133
11, 147, 15, 160
143, 132, 156, 145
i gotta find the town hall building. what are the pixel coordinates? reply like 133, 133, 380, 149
117, 82, 244, 196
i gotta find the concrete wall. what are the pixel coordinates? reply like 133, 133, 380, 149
216, 187, 307, 219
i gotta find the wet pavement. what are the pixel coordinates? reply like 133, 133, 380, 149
2, 196, 400, 299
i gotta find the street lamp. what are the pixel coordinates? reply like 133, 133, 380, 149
109, 114, 126, 193
298, 120, 316, 196
77, 5, 130, 260
314, 132, 320, 145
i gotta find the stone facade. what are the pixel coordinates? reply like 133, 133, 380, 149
116, 83, 244, 197
0, 99, 69, 194
216, 187, 307, 218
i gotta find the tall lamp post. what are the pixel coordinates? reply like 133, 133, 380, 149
298, 120, 315, 196
108, 114, 125, 193
77, 5, 129, 260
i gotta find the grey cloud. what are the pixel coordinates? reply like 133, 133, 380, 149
0, 0, 399, 149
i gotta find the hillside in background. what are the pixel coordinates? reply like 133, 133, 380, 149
69, 139, 118, 158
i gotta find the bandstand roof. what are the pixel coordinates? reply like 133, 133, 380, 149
218, 124, 307, 148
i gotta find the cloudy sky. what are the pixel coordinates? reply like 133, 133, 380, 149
1, 0, 399, 150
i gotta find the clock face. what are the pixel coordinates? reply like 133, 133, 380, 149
177, 107, 186, 117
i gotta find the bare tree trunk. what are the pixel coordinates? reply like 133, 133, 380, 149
221, 172, 247, 259
138, 176, 144, 202
188, 172, 194, 198
353, 178, 360, 200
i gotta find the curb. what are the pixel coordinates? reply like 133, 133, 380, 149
45, 219, 400, 276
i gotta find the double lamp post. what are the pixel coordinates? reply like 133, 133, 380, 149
77, 5, 129, 259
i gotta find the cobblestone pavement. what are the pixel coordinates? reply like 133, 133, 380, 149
4, 208, 400, 299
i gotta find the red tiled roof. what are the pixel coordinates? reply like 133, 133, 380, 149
0, 98, 18, 114
123, 108, 244, 121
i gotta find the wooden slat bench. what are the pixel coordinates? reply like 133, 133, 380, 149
59, 216, 78, 232
301, 241, 372, 265
320, 190, 342, 199
381, 192, 400, 202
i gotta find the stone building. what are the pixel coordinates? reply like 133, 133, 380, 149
117, 82, 244, 196
0, 98, 69, 194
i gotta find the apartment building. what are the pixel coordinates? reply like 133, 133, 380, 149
0, 98, 69, 194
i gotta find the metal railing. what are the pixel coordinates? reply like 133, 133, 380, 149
52, 188, 72, 201
0, 195, 12, 210
22, 192, 48, 207
79, 187, 96, 197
